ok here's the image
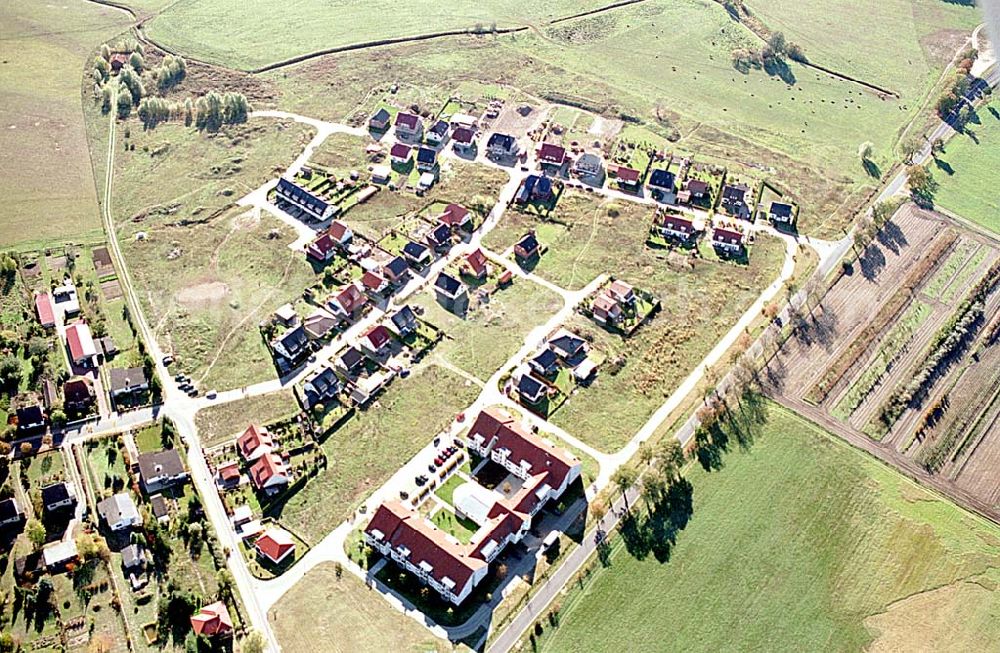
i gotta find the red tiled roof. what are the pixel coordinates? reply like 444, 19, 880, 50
609, 279, 633, 297
249, 453, 287, 490
713, 227, 744, 243
65, 323, 96, 363
592, 293, 619, 316
467, 407, 579, 492
217, 462, 240, 482
663, 215, 694, 232
395, 112, 420, 129
686, 179, 709, 194
328, 220, 351, 242
190, 601, 233, 637
466, 249, 488, 277
363, 324, 392, 350
35, 293, 55, 327
365, 502, 486, 591
332, 284, 366, 314
236, 424, 272, 460
255, 528, 295, 563
439, 203, 470, 227
616, 166, 640, 183
361, 270, 386, 291
537, 143, 566, 164
390, 143, 411, 159
307, 233, 335, 260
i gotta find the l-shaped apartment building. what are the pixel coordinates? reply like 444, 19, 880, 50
364, 407, 581, 605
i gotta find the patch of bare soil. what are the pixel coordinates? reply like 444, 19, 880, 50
100, 278, 123, 301
176, 280, 230, 307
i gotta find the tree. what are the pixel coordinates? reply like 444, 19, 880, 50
767, 31, 787, 57
611, 465, 638, 510
907, 164, 937, 207
116, 86, 133, 119
128, 51, 144, 73
216, 569, 233, 596
26, 519, 45, 550
641, 470, 666, 505
242, 632, 265, 653
900, 135, 923, 163
858, 141, 873, 163
637, 442, 653, 467
0, 354, 20, 389
100, 44, 111, 61
658, 439, 685, 483
931, 138, 945, 156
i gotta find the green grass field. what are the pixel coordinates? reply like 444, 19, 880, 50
0, 1, 131, 249
143, 0, 610, 69
536, 403, 1000, 653
271, 563, 455, 652
411, 277, 563, 382
195, 389, 301, 446
274, 364, 480, 543
933, 99, 1000, 235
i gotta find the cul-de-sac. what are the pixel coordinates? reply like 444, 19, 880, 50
2, 1, 1000, 652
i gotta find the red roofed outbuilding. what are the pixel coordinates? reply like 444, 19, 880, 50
35, 293, 56, 328
190, 601, 233, 637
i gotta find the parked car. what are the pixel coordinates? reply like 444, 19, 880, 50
206, 390, 218, 400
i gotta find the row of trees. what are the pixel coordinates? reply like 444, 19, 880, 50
935, 47, 982, 127
731, 31, 805, 73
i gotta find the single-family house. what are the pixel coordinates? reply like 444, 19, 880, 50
190, 601, 233, 638
685, 178, 709, 199
371, 165, 391, 184
41, 482, 77, 513
529, 348, 559, 377
418, 171, 437, 191
121, 543, 146, 573
63, 377, 95, 411
416, 147, 437, 171
514, 232, 540, 262
16, 405, 45, 432
464, 248, 489, 280
486, 132, 518, 159
648, 169, 676, 200
573, 152, 603, 178
255, 528, 296, 565
97, 493, 141, 531
515, 370, 548, 404
41, 379, 57, 411
52, 280, 80, 317
426, 120, 449, 145
35, 292, 56, 329
275, 178, 337, 222
382, 256, 410, 285
660, 214, 696, 241
137, 449, 188, 494
328, 283, 367, 319
394, 112, 423, 140
426, 223, 453, 252
402, 241, 432, 267
328, 221, 353, 248
249, 453, 290, 493
236, 424, 274, 462
0, 498, 24, 528
608, 280, 635, 306
390, 142, 412, 164
438, 203, 472, 230
449, 113, 478, 130
434, 273, 466, 304
306, 233, 337, 262
65, 322, 99, 367
271, 325, 310, 365
615, 166, 641, 190
216, 461, 241, 487
537, 143, 566, 167
361, 270, 389, 295
769, 202, 794, 223
712, 226, 745, 254
451, 127, 476, 154
303, 365, 340, 406
720, 184, 751, 219
369, 107, 391, 131
304, 311, 337, 341
336, 346, 366, 377
108, 367, 148, 399
548, 330, 587, 361
99, 336, 118, 359
591, 293, 622, 325
273, 303, 298, 327
361, 324, 393, 355
390, 306, 418, 337
150, 495, 170, 523
42, 540, 79, 572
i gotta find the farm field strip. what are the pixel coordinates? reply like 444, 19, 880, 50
940, 246, 993, 305
922, 240, 977, 299
830, 300, 931, 422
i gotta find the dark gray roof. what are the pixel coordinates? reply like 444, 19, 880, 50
370, 107, 390, 123
307, 366, 340, 395
150, 494, 169, 518
517, 374, 546, 401
137, 449, 185, 482
531, 348, 558, 372
428, 223, 451, 245
429, 120, 449, 136
339, 346, 365, 371
417, 147, 437, 164
41, 483, 74, 508
276, 178, 330, 216
275, 325, 309, 356
403, 241, 430, 261
770, 202, 793, 217
391, 306, 417, 332
109, 367, 147, 393
16, 405, 44, 427
722, 184, 748, 202
0, 498, 23, 523
516, 232, 539, 255
487, 133, 516, 150
385, 256, 409, 278
435, 273, 462, 296
648, 169, 675, 190
549, 333, 585, 357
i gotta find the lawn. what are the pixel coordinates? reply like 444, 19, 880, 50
0, 1, 131, 249
272, 364, 480, 543
488, 193, 786, 452
536, 403, 1000, 653
271, 563, 455, 652
933, 99, 1000, 235
194, 389, 300, 447
143, 0, 611, 69
430, 507, 478, 545
411, 277, 564, 382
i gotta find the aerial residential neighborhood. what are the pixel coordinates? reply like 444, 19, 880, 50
2, 1, 999, 653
